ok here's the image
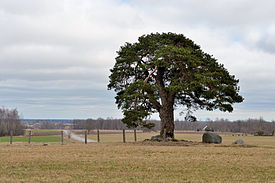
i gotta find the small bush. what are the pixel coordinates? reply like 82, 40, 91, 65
254, 130, 264, 136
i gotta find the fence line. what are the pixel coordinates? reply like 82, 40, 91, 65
4, 129, 257, 145
122, 129, 126, 143
134, 129, 137, 142
97, 129, 100, 143
61, 131, 64, 145
28, 131, 31, 144
10, 131, 13, 144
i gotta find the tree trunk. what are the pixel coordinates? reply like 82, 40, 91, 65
156, 67, 175, 139
159, 105, 175, 139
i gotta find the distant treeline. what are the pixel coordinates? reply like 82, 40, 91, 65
0, 108, 24, 136
72, 118, 275, 135
73, 118, 128, 132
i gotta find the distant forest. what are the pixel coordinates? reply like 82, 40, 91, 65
72, 118, 275, 135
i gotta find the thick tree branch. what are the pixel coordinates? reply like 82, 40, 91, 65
144, 66, 157, 83
146, 90, 161, 112
133, 66, 158, 110
156, 67, 168, 106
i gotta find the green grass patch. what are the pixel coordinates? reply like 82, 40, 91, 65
0, 136, 61, 143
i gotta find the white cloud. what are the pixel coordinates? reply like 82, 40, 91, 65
0, 0, 275, 120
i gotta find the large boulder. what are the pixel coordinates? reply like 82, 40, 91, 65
202, 132, 222, 144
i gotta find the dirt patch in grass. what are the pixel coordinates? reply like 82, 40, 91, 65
139, 140, 201, 147
215, 144, 258, 148
138, 140, 259, 148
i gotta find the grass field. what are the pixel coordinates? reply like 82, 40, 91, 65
0, 136, 61, 143
0, 132, 274, 182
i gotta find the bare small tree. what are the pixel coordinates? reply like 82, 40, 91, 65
0, 108, 24, 136
85, 119, 96, 134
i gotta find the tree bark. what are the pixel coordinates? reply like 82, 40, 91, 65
159, 104, 175, 139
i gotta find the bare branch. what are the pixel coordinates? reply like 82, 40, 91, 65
144, 66, 157, 83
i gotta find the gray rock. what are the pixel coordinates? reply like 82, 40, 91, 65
150, 135, 175, 141
233, 139, 244, 144
151, 135, 162, 141
202, 132, 222, 144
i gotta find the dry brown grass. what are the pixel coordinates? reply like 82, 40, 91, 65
0, 132, 275, 182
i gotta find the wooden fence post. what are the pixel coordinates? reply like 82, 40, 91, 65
28, 130, 31, 144
10, 131, 13, 145
134, 129, 137, 142
61, 131, 64, 145
85, 131, 87, 144
97, 129, 100, 143
163, 128, 166, 142
123, 129, 126, 143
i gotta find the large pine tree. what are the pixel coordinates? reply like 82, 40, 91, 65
108, 33, 243, 138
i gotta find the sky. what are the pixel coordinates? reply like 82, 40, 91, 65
0, 0, 275, 121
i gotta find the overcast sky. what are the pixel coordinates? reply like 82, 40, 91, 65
0, 0, 275, 121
